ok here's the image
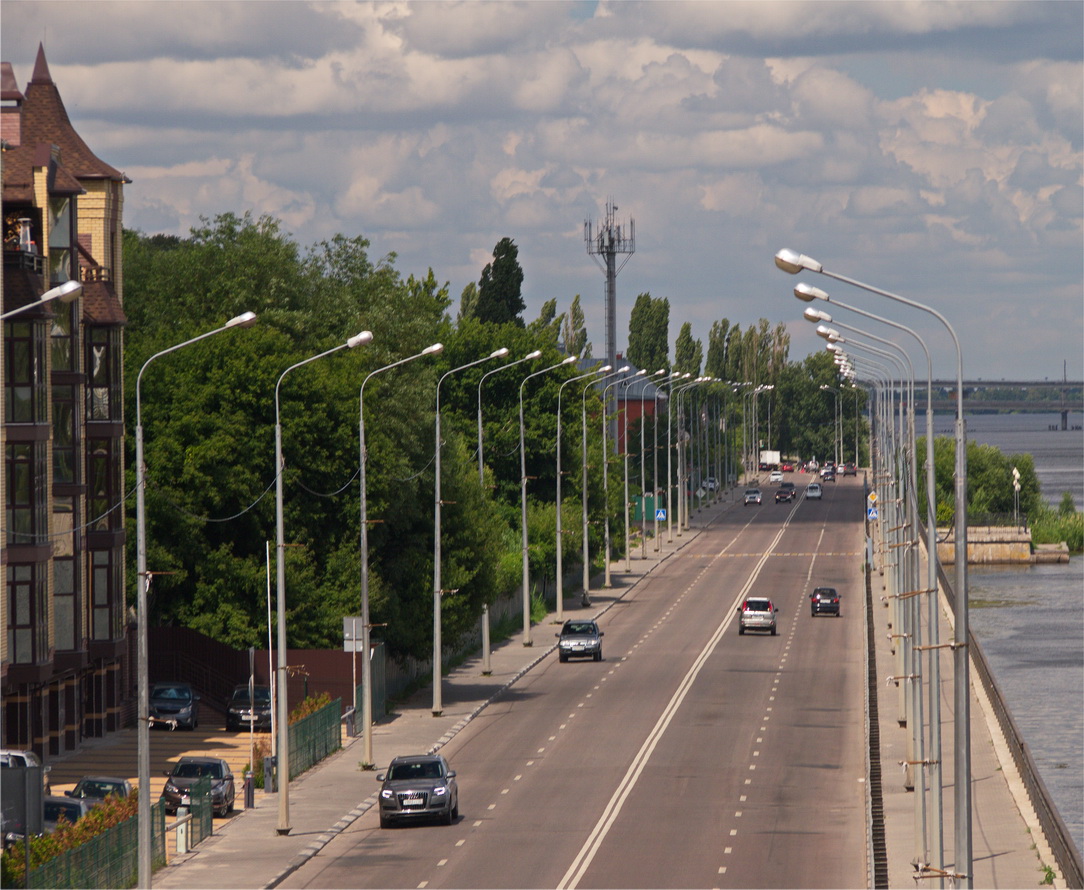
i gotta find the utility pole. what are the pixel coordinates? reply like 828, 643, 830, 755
585, 199, 635, 443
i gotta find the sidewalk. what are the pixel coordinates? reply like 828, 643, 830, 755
152, 492, 736, 890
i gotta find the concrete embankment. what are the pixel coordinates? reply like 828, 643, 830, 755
937, 526, 1070, 564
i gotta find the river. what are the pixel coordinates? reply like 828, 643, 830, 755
931, 411, 1083, 857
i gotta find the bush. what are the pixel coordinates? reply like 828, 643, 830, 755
1031, 505, 1084, 553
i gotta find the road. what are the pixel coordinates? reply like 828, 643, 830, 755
292, 475, 870, 889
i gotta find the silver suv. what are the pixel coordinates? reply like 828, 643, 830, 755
737, 597, 779, 635
377, 754, 458, 827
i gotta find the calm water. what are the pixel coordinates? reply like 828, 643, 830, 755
931, 412, 1083, 856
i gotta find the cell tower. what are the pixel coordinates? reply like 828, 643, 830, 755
585, 199, 635, 440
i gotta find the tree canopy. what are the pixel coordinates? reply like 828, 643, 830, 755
474, 237, 525, 326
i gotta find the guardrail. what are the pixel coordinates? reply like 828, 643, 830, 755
935, 557, 1083, 887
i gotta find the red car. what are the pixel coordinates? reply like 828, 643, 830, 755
781, 462, 794, 472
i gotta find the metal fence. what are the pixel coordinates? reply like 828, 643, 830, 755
186, 775, 214, 848
288, 697, 342, 780
28, 800, 166, 889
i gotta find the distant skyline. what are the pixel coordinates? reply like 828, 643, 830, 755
4, 1, 1081, 379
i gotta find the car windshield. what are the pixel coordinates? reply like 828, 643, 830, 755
152, 685, 191, 701
230, 687, 271, 705
388, 761, 443, 781
45, 801, 82, 822
173, 761, 224, 779
75, 780, 124, 797
563, 623, 596, 635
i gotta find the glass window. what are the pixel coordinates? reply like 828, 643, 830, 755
90, 548, 122, 642
4, 320, 47, 423
87, 438, 121, 531
87, 328, 121, 422
5, 441, 46, 545
54, 557, 76, 651
6, 563, 47, 664
53, 385, 77, 483
50, 299, 76, 372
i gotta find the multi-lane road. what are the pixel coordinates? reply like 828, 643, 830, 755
292, 475, 870, 889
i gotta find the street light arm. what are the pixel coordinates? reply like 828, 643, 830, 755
0, 278, 83, 321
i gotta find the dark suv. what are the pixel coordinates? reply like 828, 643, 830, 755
161, 756, 235, 817
556, 620, 604, 662
377, 754, 458, 827
810, 587, 841, 617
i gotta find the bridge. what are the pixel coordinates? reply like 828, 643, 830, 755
898, 380, 1083, 427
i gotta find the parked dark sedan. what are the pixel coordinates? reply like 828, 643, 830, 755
377, 754, 458, 827
810, 587, 841, 617
226, 684, 272, 732
65, 776, 132, 802
149, 682, 199, 730
161, 756, 235, 817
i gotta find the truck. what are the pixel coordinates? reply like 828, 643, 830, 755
758, 449, 781, 470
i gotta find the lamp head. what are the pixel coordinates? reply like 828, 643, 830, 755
803, 307, 832, 324
48, 280, 83, 304
225, 311, 258, 329
617, 365, 631, 374
562, 355, 578, 365
490, 347, 510, 359
347, 331, 374, 348
794, 282, 829, 303
774, 248, 823, 275
525, 349, 543, 360
598, 364, 613, 373
423, 343, 444, 356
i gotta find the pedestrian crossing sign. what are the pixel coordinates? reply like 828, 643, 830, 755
655, 508, 667, 520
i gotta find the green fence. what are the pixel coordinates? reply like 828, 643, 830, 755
186, 775, 214, 847
288, 697, 342, 780
28, 800, 165, 889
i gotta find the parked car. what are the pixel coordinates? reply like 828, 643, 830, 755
161, 756, 235, 817
810, 587, 841, 617
65, 776, 132, 802
43, 796, 93, 833
743, 488, 762, 506
768, 469, 784, 484
775, 482, 796, 503
842, 463, 857, 476
556, 620, 604, 662
705, 476, 718, 492
806, 482, 823, 500
738, 597, 779, 635
149, 681, 200, 730
0, 749, 51, 793
226, 684, 272, 732
377, 754, 458, 827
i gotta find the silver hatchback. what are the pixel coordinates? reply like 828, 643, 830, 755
738, 597, 779, 635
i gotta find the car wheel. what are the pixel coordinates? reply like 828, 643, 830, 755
593, 650, 602, 662
559, 651, 568, 662
811, 609, 816, 617
379, 814, 391, 829
738, 625, 745, 635
452, 799, 459, 819
444, 807, 454, 825
771, 626, 777, 636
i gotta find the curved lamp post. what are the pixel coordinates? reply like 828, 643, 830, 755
135, 311, 257, 884
359, 342, 442, 764
665, 373, 691, 541
585, 367, 628, 603
519, 355, 577, 644
654, 373, 679, 548
620, 370, 647, 571
557, 365, 610, 621
476, 349, 541, 672
274, 329, 372, 834
776, 246, 971, 886
433, 348, 509, 714
0, 279, 82, 321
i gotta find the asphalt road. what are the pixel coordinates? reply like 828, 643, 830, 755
292, 476, 869, 889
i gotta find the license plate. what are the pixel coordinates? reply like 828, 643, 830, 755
180, 796, 190, 805
402, 796, 423, 807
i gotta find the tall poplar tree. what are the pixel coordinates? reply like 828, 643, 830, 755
674, 322, 703, 376
475, 237, 526, 326
627, 292, 670, 372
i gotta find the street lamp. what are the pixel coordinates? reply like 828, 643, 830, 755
585, 367, 628, 604
135, 310, 257, 885
434, 348, 509, 715
620, 370, 647, 571
819, 384, 841, 466
359, 342, 442, 765
776, 246, 971, 886
557, 364, 610, 621
654, 374, 678, 548
519, 355, 577, 644
274, 330, 372, 834
476, 349, 542, 673
666, 373, 691, 541
0, 279, 82, 321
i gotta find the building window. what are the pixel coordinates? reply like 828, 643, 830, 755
54, 556, 76, 651
87, 328, 121, 422
4, 319, 47, 423
51, 299, 77, 372
5, 441, 47, 546
87, 438, 121, 532
53, 384, 78, 484
7, 563, 48, 664
90, 549, 122, 642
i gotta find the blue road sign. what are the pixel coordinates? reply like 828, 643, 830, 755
867, 506, 879, 520
655, 508, 667, 520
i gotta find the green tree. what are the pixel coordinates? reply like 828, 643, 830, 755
561, 294, 592, 359
528, 297, 564, 343
475, 237, 525, 326
704, 318, 731, 380
673, 322, 702, 376
627, 293, 670, 373
457, 281, 479, 322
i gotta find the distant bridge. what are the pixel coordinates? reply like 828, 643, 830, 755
893, 380, 1083, 426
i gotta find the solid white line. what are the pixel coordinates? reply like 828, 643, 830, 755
557, 522, 790, 889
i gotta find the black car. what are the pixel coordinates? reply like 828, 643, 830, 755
65, 776, 132, 802
161, 756, 235, 817
149, 682, 200, 730
43, 796, 92, 833
226, 684, 272, 732
556, 619, 604, 662
377, 754, 458, 827
810, 587, 841, 617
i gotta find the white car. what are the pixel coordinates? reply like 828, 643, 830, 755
806, 482, 823, 500
768, 470, 783, 483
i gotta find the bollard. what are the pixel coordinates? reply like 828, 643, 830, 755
176, 806, 189, 854
263, 755, 277, 793
243, 770, 254, 809
342, 707, 357, 738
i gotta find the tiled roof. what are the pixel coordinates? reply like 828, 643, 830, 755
81, 277, 127, 326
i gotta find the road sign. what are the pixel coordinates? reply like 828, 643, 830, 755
655, 508, 667, 520
867, 491, 878, 505
868, 506, 879, 520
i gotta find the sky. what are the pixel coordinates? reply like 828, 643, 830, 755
4, 1, 1082, 381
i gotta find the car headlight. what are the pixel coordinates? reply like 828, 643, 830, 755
380, 789, 394, 800
432, 785, 448, 797
164, 781, 178, 794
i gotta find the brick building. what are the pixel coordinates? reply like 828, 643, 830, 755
2, 45, 129, 757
